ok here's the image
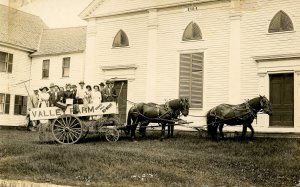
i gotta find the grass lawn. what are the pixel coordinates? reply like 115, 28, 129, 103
0, 129, 300, 187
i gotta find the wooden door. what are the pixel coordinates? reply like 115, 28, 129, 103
113, 81, 128, 123
269, 73, 294, 127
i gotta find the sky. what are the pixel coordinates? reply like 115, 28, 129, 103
0, 0, 93, 28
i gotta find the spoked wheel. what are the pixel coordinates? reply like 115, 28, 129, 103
52, 114, 83, 144
105, 127, 119, 142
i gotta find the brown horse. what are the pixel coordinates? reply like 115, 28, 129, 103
207, 96, 272, 141
126, 98, 190, 141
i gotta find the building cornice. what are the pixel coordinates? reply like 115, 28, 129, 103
101, 64, 137, 71
253, 53, 300, 62
0, 41, 36, 53
81, 0, 227, 19
30, 50, 85, 58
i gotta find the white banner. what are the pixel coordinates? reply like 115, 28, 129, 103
30, 102, 117, 120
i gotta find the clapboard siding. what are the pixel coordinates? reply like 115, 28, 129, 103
30, 53, 85, 89
94, 13, 148, 103
240, 0, 300, 99
156, 1, 231, 109
0, 45, 31, 126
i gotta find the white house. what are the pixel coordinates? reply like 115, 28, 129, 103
0, 5, 86, 126
0, 4, 46, 126
79, 0, 300, 133
30, 27, 86, 89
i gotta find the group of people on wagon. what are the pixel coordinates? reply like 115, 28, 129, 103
28, 80, 118, 110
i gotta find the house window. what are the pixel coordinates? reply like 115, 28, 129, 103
42, 59, 50, 78
113, 30, 129, 47
182, 22, 202, 41
14, 95, 27, 115
0, 93, 10, 114
269, 10, 294, 33
62, 57, 70, 77
179, 53, 203, 108
0, 51, 13, 73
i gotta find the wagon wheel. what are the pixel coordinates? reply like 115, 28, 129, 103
52, 114, 83, 144
105, 127, 119, 142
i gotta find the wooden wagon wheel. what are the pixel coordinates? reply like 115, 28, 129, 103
51, 114, 83, 144
105, 127, 119, 142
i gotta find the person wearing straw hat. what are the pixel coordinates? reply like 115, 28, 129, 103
38, 86, 50, 108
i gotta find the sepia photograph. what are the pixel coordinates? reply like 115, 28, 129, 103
0, 0, 299, 186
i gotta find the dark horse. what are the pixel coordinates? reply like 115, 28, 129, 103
126, 98, 190, 141
207, 96, 272, 140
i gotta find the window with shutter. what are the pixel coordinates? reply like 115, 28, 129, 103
113, 30, 129, 47
0, 51, 13, 73
14, 95, 26, 115
42, 59, 50, 78
179, 53, 203, 108
0, 93, 10, 114
269, 10, 294, 33
182, 22, 202, 41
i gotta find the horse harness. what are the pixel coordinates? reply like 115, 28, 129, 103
208, 100, 258, 126
133, 102, 180, 123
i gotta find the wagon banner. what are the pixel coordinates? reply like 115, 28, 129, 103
30, 102, 117, 120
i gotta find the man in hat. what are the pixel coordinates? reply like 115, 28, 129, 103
71, 84, 78, 104
102, 80, 118, 102
76, 81, 86, 104
49, 84, 59, 107
49, 83, 56, 95
99, 82, 105, 102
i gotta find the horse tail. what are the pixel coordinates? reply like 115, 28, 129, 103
206, 109, 217, 138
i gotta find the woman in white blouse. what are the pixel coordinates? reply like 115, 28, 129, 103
92, 85, 102, 106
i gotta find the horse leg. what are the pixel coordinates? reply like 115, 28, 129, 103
167, 123, 174, 138
170, 123, 174, 138
241, 123, 248, 141
219, 123, 225, 140
248, 124, 255, 139
139, 122, 148, 138
131, 118, 139, 141
160, 123, 166, 141
167, 124, 170, 138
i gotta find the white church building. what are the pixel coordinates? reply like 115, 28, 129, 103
1, 0, 300, 134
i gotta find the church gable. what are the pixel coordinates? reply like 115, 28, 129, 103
80, 0, 219, 19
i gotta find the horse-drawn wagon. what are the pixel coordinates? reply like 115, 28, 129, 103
29, 102, 125, 144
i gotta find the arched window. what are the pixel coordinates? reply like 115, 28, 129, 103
112, 30, 129, 47
269, 10, 294, 33
182, 22, 202, 41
